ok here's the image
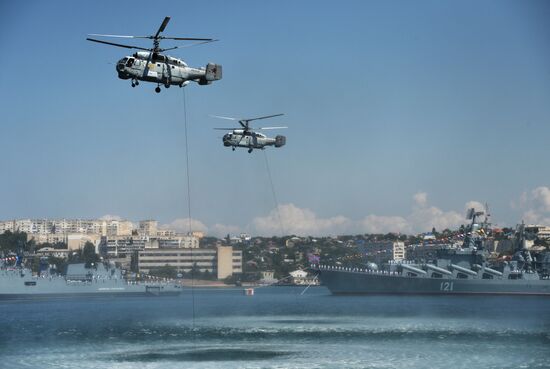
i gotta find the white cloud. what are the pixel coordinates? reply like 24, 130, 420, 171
161, 218, 208, 233
250, 194, 477, 236
515, 186, 550, 225
252, 203, 352, 236
465, 201, 485, 212
99, 214, 123, 221
532, 186, 550, 212
360, 215, 411, 234
409, 205, 463, 232
413, 192, 428, 207
359, 193, 476, 234
210, 223, 242, 237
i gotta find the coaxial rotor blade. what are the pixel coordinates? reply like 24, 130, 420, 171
86, 38, 150, 50
213, 128, 237, 130
258, 126, 288, 130
210, 115, 238, 121
88, 34, 151, 39
245, 113, 284, 122
161, 36, 215, 41
160, 40, 217, 52
155, 16, 171, 38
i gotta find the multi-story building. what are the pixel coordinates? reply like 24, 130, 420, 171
101, 235, 199, 257
138, 246, 242, 279
0, 218, 134, 237
359, 241, 406, 262
0, 220, 15, 233
525, 225, 550, 240
139, 220, 158, 236
0, 219, 133, 236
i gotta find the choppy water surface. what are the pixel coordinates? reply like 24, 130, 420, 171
1, 287, 550, 368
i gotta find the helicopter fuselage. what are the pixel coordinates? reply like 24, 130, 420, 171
223, 130, 286, 152
116, 52, 221, 88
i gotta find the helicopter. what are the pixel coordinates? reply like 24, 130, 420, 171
212, 114, 287, 153
87, 17, 222, 93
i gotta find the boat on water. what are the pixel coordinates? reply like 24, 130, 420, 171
315, 210, 550, 296
0, 261, 182, 299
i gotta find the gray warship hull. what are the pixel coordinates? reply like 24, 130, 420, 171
318, 268, 550, 296
0, 266, 182, 300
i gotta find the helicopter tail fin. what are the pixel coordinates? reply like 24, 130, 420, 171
205, 63, 222, 81
275, 135, 286, 148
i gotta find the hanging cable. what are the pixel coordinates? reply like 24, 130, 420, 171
182, 88, 196, 335
263, 150, 285, 235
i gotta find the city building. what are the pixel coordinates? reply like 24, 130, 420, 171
289, 269, 319, 285
0, 218, 134, 236
359, 241, 406, 261
36, 247, 71, 259
138, 246, 242, 279
101, 235, 199, 258
260, 271, 277, 284
525, 225, 550, 240
139, 220, 158, 236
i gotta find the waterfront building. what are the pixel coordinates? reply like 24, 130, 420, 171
289, 269, 319, 285
260, 271, 277, 284
36, 247, 71, 259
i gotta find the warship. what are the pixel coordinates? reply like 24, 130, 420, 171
0, 260, 182, 299
315, 209, 550, 295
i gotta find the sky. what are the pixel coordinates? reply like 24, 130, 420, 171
1, 0, 550, 236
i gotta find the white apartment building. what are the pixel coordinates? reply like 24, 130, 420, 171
0, 218, 133, 236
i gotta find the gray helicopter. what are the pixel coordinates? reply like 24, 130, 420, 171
212, 114, 287, 153
87, 17, 222, 93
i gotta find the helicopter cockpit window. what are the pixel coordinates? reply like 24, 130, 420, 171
126, 58, 134, 67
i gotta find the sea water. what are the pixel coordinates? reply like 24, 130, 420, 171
1, 287, 549, 369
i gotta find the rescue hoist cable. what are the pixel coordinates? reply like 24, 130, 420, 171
182, 88, 196, 335
263, 150, 285, 236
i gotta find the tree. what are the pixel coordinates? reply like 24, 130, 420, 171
82, 241, 99, 268
130, 250, 139, 273
0, 231, 31, 254
149, 264, 177, 279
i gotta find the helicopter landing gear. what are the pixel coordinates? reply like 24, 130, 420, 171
248, 148, 253, 153
155, 86, 161, 93
232, 147, 235, 151
131, 79, 139, 88
131, 82, 135, 88
164, 84, 170, 89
